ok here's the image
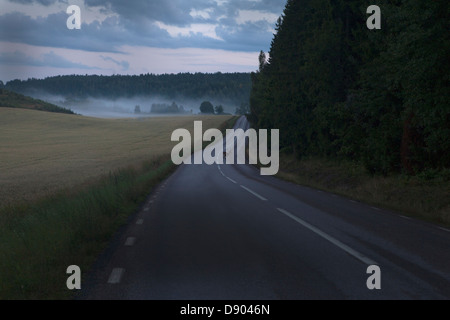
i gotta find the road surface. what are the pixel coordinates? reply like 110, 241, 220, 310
80, 117, 450, 300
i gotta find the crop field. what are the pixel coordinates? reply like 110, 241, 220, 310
0, 107, 232, 206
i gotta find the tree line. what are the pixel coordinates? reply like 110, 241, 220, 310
4, 72, 252, 107
250, 0, 449, 175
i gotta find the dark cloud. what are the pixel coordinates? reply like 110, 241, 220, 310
84, 0, 286, 24
0, 12, 171, 53
0, 50, 96, 69
8, 0, 57, 5
216, 20, 275, 51
100, 55, 129, 70
1, 0, 287, 52
85, 0, 221, 26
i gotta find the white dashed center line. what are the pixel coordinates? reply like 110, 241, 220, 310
227, 177, 237, 184
136, 219, 144, 225
107, 268, 125, 284
241, 185, 267, 201
277, 208, 377, 265
125, 237, 136, 247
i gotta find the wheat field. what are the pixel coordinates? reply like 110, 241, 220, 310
0, 107, 232, 205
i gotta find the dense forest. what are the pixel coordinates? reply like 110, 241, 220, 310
250, 0, 449, 175
4, 72, 252, 107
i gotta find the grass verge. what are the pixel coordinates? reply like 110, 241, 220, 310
0, 156, 176, 299
221, 116, 239, 131
276, 154, 450, 227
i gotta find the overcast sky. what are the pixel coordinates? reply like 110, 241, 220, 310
0, 0, 286, 82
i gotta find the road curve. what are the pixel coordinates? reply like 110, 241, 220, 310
80, 116, 450, 300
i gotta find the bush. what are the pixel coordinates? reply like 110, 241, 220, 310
200, 101, 214, 114
215, 105, 224, 115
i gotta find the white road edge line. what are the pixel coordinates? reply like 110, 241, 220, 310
371, 207, 381, 211
227, 177, 237, 184
241, 185, 267, 201
107, 268, 125, 284
438, 227, 450, 233
125, 237, 136, 247
277, 208, 377, 265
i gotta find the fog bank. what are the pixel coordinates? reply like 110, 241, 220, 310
26, 92, 237, 119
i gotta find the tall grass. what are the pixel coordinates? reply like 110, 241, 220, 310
277, 155, 450, 226
0, 157, 176, 299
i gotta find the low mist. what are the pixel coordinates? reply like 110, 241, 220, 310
28, 92, 237, 119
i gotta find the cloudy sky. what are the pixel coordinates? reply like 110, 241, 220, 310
0, 0, 286, 82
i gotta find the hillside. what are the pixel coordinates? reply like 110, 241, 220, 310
0, 89, 74, 114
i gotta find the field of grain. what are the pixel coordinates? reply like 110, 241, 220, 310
0, 108, 232, 206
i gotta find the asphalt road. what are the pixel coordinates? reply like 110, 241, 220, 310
80, 117, 450, 300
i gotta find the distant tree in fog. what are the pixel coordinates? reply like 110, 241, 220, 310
168, 102, 179, 113
200, 101, 214, 114
215, 105, 224, 115
134, 105, 141, 114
